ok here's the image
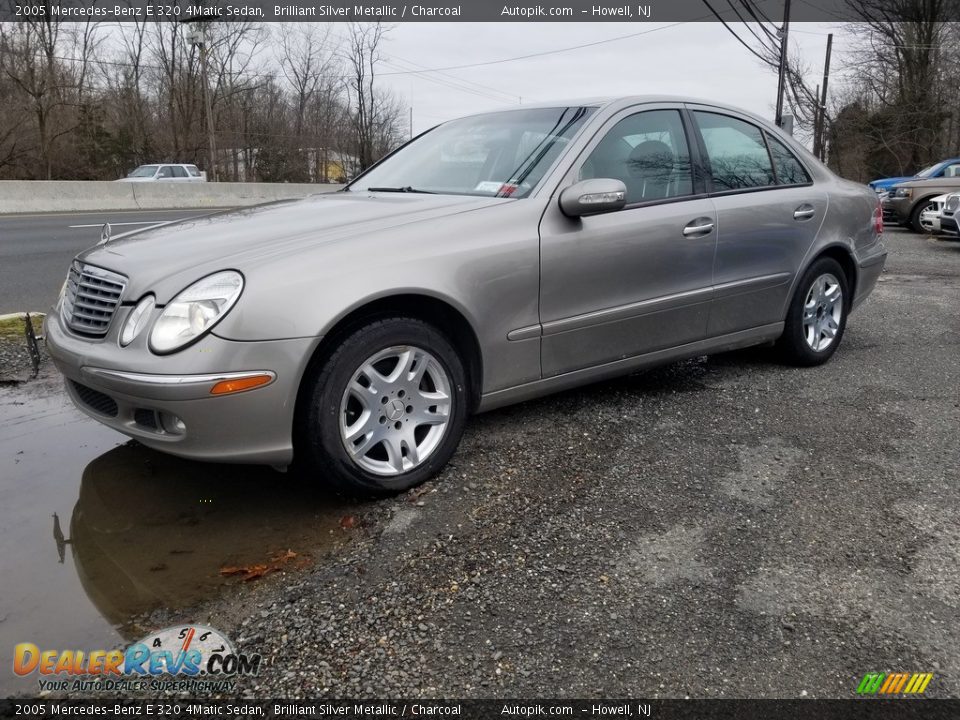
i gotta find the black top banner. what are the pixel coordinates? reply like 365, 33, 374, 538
2, 699, 960, 720
0, 0, 941, 23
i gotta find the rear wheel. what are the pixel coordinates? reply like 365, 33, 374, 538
777, 257, 849, 366
297, 317, 468, 496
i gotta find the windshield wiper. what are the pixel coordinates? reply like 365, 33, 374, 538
365, 186, 435, 194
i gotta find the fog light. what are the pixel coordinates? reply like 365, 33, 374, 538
160, 412, 186, 434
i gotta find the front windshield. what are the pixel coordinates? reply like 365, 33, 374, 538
128, 165, 158, 178
350, 106, 595, 198
916, 163, 939, 178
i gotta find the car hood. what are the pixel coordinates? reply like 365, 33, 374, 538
77, 191, 506, 301
869, 176, 912, 189
894, 177, 960, 190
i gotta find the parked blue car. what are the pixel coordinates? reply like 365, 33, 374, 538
869, 157, 960, 194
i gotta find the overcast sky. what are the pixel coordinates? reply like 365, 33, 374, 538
371, 22, 850, 143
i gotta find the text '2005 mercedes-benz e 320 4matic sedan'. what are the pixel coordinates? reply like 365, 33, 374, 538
47, 97, 887, 495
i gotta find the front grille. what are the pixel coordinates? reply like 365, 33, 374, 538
70, 381, 118, 417
945, 195, 959, 215
61, 262, 127, 336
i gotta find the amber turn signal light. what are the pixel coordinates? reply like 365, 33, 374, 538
209, 374, 273, 396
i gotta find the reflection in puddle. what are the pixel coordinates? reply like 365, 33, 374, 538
69, 444, 350, 627
0, 376, 354, 695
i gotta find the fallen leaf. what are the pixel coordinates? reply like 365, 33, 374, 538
340, 515, 358, 529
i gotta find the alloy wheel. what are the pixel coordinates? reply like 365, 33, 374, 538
339, 345, 452, 476
802, 273, 843, 352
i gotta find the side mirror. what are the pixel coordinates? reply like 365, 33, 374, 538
559, 178, 627, 218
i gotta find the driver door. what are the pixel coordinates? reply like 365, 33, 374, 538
538, 106, 717, 377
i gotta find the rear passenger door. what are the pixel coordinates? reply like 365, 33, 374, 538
689, 107, 826, 337
170, 166, 189, 181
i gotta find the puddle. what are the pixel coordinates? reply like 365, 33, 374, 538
0, 374, 352, 696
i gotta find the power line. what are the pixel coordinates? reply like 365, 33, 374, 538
373, 22, 694, 76
380, 59, 513, 105
701, 0, 771, 62
381, 55, 519, 104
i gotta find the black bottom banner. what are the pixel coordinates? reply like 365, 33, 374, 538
2, 699, 959, 720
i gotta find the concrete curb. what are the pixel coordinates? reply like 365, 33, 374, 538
0, 181, 343, 214
0, 311, 45, 323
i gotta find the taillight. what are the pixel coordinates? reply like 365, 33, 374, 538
873, 200, 884, 235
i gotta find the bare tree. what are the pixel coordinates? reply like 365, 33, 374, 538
344, 22, 392, 171
832, 0, 960, 174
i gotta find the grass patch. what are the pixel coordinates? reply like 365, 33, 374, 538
0, 313, 45, 342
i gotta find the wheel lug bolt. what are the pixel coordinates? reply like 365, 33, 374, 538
406, 405, 413, 414
398, 389, 405, 398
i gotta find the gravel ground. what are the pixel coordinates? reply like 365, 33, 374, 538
36, 229, 960, 698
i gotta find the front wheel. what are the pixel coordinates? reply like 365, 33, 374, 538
297, 318, 468, 496
777, 257, 849, 366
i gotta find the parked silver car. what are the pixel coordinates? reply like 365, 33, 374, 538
47, 97, 887, 494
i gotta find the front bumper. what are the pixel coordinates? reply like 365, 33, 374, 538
46, 310, 319, 466
884, 196, 912, 224
941, 215, 958, 235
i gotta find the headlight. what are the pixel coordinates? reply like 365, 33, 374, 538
120, 295, 155, 346
894, 187, 912, 198
149, 271, 243, 354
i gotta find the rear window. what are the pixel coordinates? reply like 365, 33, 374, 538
766, 134, 811, 186
694, 111, 776, 191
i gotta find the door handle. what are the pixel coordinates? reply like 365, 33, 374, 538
794, 205, 816, 220
682, 217, 715, 237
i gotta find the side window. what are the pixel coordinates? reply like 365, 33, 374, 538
942, 163, 960, 178
579, 109, 693, 204
186, 165, 202, 177
171, 166, 188, 178
693, 111, 775, 191
157, 166, 173, 178
766, 134, 812, 185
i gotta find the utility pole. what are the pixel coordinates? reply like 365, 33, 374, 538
774, 0, 792, 127
187, 20, 218, 182
813, 82, 820, 150
813, 33, 833, 161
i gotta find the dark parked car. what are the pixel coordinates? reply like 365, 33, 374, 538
884, 177, 960, 232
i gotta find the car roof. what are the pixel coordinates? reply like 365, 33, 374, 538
460, 95, 777, 128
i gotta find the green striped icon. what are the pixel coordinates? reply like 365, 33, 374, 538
857, 672, 934, 695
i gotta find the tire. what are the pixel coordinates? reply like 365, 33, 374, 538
777, 257, 849, 366
296, 317, 468, 496
910, 199, 935, 233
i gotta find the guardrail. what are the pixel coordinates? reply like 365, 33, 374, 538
0, 181, 344, 214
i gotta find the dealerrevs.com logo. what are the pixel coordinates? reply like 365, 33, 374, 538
13, 625, 260, 693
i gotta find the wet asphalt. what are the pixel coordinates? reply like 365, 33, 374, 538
0, 227, 957, 698
0, 209, 217, 313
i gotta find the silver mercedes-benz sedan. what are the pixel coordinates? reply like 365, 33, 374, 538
47, 96, 887, 495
